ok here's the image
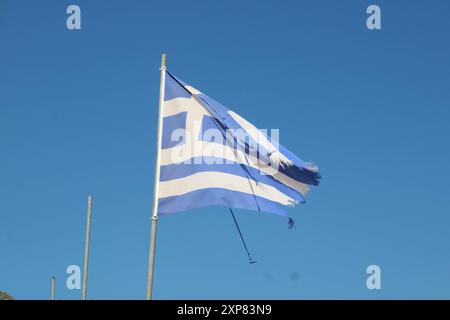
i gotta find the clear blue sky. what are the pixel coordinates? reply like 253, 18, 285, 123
1, 0, 450, 299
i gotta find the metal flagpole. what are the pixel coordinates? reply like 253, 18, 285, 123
82, 195, 93, 300
51, 276, 55, 300
146, 53, 167, 300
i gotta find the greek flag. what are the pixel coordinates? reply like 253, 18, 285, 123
157, 70, 320, 218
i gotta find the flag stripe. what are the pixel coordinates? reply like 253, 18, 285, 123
158, 187, 287, 216
159, 156, 306, 202
158, 171, 298, 207
163, 97, 207, 118
160, 141, 310, 195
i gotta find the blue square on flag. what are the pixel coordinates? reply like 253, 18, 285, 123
161, 112, 187, 149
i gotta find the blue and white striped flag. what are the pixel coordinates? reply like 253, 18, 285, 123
157, 71, 320, 218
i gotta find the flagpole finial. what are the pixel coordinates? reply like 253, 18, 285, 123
161, 53, 167, 68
